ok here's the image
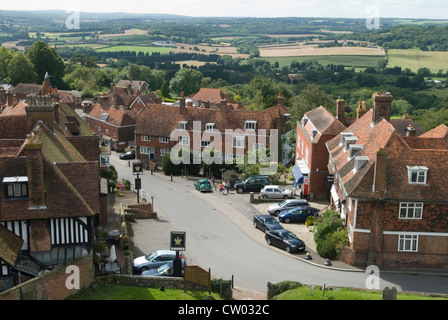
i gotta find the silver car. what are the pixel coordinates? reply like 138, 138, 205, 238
268, 199, 309, 216
132, 249, 184, 273
260, 185, 293, 200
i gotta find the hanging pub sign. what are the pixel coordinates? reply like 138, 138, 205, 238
133, 162, 143, 175
170, 231, 186, 251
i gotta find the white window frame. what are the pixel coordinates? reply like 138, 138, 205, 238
233, 135, 245, 148
142, 135, 151, 142
105, 129, 109, 135
159, 137, 169, 144
399, 202, 423, 219
179, 136, 190, 146
178, 121, 187, 130
205, 123, 215, 132
201, 140, 211, 148
245, 121, 257, 130
407, 166, 428, 185
140, 146, 155, 155
160, 148, 171, 157
398, 234, 418, 252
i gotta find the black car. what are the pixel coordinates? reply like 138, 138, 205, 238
234, 175, 271, 193
265, 229, 306, 253
253, 215, 284, 232
278, 206, 320, 224
119, 150, 135, 160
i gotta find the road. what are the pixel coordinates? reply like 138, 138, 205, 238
111, 153, 448, 295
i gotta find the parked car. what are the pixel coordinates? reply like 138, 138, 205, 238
268, 199, 309, 216
141, 260, 185, 277
234, 175, 271, 193
278, 206, 319, 224
132, 250, 184, 273
260, 185, 293, 199
119, 150, 135, 160
265, 229, 306, 253
253, 215, 284, 232
194, 179, 212, 192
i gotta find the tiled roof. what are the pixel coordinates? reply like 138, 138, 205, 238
327, 108, 448, 201
0, 224, 23, 267
135, 102, 283, 138
87, 104, 138, 126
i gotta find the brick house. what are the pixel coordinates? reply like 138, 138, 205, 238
135, 94, 290, 169
326, 92, 448, 269
295, 97, 425, 201
0, 93, 100, 291
84, 99, 138, 151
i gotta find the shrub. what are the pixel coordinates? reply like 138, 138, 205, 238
305, 216, 315, 227
314, 210, 347, 260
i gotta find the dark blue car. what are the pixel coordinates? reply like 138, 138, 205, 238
265, 229, 306, 253
253, 215, 284, 232
278, 206, 319, 224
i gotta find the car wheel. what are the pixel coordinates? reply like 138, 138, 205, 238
283, 195, 289, 199
237, 187, 244, 194
254, 221, 258, 228
262, 195, 268, 199
274, 210, 280, 216
285, 218, 291, 223
140, 266, 149, 272
286, 246, 292, 253
266, 238, 272, 245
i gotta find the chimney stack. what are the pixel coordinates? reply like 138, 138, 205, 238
336, 98, 346, 124
373, 148, 389, 194
25, 94, 54, 133
99, 95, 108, 110
0, 87, 6, 105
406, 125, 416, 137
357, 101, 367, 120
277, 92, 285, 105
220, 99, 228, 116
6, 91, 14, 107
372, 92, 393, 124
25, 127, 46, 209
179, 92, 186, 115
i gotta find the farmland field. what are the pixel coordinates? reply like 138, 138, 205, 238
96, 45, 172, 55
257, 55, 385, 68
259, 44, 385, 57
387, 49, 448, 73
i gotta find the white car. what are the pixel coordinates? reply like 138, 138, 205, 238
132, 250, 184, 273
260, 185, 293, 200
268, 199, 309, 216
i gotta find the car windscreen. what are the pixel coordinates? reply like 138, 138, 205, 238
145, 251, 158, 261
282, 232, 296, 240
265, 218, 280, 224
279, 201, 287, 206
157, 264, 171, 274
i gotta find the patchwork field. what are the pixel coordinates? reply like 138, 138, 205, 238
258, 55, 385, 68
96, 45, 172, 55
259, 44, 385, 57
387, 49, 448, 73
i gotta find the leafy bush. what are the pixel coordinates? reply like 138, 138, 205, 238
162, 154, 181, 176
314, 210, 347, 260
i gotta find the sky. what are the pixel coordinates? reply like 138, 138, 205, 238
1, 0, 448, 19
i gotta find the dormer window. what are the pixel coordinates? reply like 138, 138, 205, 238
343, 136, 358, 152
100, 113, 109, 121
245, 121, 257, 130
348, 144, 363, 160
353, 156, 369, 172
178, 121, 188, 130
407, 166, 428, 185
302, 117, 308, 127
340, 132, 353, 146
3, 176, 28, 199
205, 123, 215, 132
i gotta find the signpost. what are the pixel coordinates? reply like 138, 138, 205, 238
170, 231, 186, 277
132, 162, 143, 203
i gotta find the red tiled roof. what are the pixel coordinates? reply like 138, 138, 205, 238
87, 104, 137, 126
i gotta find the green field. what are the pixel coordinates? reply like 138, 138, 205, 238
257, 55, 385, 68
96, 45, 173, 55
387, 49, 448, 73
